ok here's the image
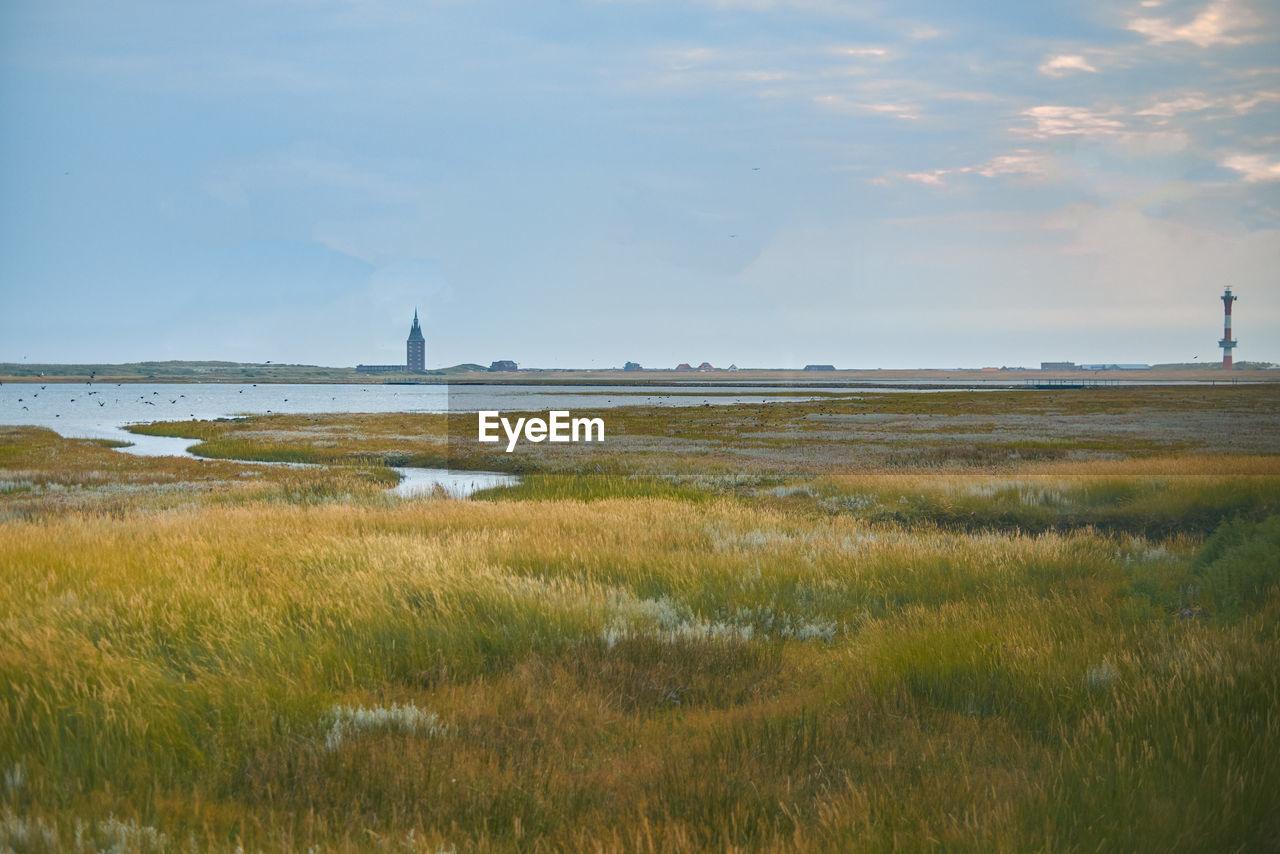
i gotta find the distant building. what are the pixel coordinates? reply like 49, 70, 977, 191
406, 309, 425, 371
675, 363, 694, 371
356, 309, 423, 373
727, 364, 739, 371
804, 364, 835, 371
623, 361, 642, 371
489, 360, 519, 372
697, 362, 715, 371
1079, 363, 1150, 371
1041, 361, 1076, 371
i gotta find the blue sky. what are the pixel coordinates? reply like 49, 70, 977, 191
1, 0, 1276, 369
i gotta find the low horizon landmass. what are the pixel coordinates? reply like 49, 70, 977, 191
1, 358, 1277, 384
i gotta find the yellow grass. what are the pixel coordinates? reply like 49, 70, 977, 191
2, 486, 1278, 851
2, 389, 1278, 851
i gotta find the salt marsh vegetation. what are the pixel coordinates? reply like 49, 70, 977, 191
1, 386, 1278, 851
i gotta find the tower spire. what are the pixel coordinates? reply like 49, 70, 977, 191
407, 308, 425, 370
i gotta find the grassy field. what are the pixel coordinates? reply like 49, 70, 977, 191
2, 386, 1279, 852
127, 385, 1280, 474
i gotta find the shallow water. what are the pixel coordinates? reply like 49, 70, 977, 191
0, 383, 531, 498
98, 431, 514, 498
0, 381, 835, 445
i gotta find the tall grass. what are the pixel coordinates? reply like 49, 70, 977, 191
805, 468, 1280, 536
2, 482, 1277, 851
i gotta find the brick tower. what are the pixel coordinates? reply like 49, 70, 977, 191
406, 309, 425, 371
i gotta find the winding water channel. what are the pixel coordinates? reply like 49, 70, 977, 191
0, 381, 837, 497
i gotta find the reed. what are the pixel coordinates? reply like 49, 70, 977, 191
3, 392, 1278, 851
1, 480, 1277, 850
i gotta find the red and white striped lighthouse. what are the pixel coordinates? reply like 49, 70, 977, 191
1219, 287, 1237, 370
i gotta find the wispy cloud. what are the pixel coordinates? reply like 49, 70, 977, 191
1016, 105, 1127, 139
890, 150, 1059, 186
1038, 54, 1098, 77
1136, 89, 1280, 118
813, 94, 920, 119
635, 42, 893, 95
1220, 153, 1280, 182
825, 45, 890, 59
1127, 0, 1264, 47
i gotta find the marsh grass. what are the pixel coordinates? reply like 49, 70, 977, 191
0, 426, 399, 521
803, 468, 1280, 536
2, 486, 1278, 850
124, 384, 1280, 475
3, 390, 1279, 851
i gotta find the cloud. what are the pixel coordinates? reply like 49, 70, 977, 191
1127, 0, 1263, 47
889, 150, 1059, 186
900, 171, 946, 185
813, 94, 919, 119
1134, 93, 1220, 117
826, 45, 889, 59
635, 43, 894, 96
1136, 90, 1280, 118
1017, 105, 1127, 139
973, 151, 1059, 179
1220, 153, 1280, 182
1038, 54, 1099, 77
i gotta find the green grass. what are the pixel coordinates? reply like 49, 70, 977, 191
1, 482, 1277, 850
123, 384, 1280, 476
2, 390, 1279, 851
801, 471, 1280, 537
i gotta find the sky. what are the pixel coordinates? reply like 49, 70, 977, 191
1, 0, 1277, 369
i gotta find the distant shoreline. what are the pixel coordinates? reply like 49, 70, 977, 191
2, 361, 1277, 385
